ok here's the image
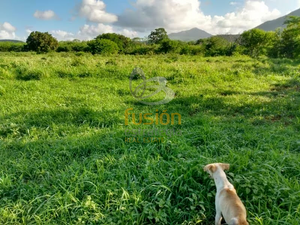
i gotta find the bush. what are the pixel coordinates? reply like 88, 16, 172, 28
178, 45, 204, 56
72, 42, 89, 52
130, 45, 157, 55
202, 37, 231, 56
0, 42, 25, 52
26, 31, 58, 53
158, 40, 180, 54
15, 67, 45, 81
57, 41, 89, 53
57, 45, 72, 52
179, 45, 192, 55
240, 29, 275, 58
95, 33, 131, 53
88, 39, 119, 55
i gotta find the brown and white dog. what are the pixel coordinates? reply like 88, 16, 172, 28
204, 163, 248, 225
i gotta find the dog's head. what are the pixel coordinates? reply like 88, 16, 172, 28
203, 163, 230, 177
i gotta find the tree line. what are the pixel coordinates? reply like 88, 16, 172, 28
0, 16, 299, 59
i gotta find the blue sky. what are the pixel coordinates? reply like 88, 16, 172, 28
0, 0, 299, 40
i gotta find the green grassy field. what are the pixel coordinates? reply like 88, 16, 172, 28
0, 52, 300, 224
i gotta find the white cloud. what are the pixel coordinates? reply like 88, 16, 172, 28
24, 0, 285, 41
0, 22, 16, 39
0, 30, 15, 39
77, 24, 138, 40
298, 0, 300, 7
77, 24, 114, 39
117, 0, 211, 33
34, 10, 58, 20
78, 0, 118, 23
120, 29, 138, 38
51, 30, 75, 41
116, 0, 282, 34
49, 24, 138, 41
2, 22, 16, 32
213, 0, 281, 34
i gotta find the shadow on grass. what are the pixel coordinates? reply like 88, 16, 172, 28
253, 58, 300, 76
0, 128, 216, 224
0, 107, 124, 138
172, 77, 300, 128
1, 111, 300, 224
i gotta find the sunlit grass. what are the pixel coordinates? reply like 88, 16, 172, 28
0, 52, 299, 224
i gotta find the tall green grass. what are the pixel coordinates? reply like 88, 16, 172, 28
0, 52, 299, 224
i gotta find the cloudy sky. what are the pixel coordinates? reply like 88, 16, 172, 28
0, 0, 299, 41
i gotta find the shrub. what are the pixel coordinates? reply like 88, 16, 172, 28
189, 45, 205, 56
71, 58, 85, 67
16, 68, 44, 81
105, 59, 118, 66
0, 42, 25, 52
75, 52, 86, 57
179, 45, 192, 55
95, 33, 131, 53
72, 42, 89, 52
130, 67, 145, 80
57, 41, 89, 53
87, 39, 119, 55
240, 29, 275, 57
131, 45, 157, 55
203, 36, 231, 56
57, 45, 72, 52
26, 31, 58, 53
158, 40, 180, 54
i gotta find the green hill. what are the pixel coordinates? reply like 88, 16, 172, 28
169, 28, 212, 41
0, 39, 24, 43
255, 8, 300, 31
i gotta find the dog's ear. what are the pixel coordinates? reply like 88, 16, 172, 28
219, 163, 230, 171
204, 164, 217, 173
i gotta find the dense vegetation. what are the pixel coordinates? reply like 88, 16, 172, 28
26, 31, 58, 53
1, 16, 299, 59
0, 52, 300, 224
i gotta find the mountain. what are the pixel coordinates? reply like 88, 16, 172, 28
256, 8, 300, 31
0, 39, 24, 43
169, 28, 212, 41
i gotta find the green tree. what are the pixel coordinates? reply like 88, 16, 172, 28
148, 28, 169, 44
240, 29, 273, 57
195, 37, 232, 56
266, 29, 281, 58
158, 39, 180, 53
26, 31, 58, 53
280, 16, 300, 58
87, 39, 119, 54
95, 33, 131, 53
284, 16, 300, 30
204, 36, 230, 56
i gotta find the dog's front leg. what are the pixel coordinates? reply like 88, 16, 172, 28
215, 206, 222, 225
215, 213, 222, 225
214, 194, 222, 225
